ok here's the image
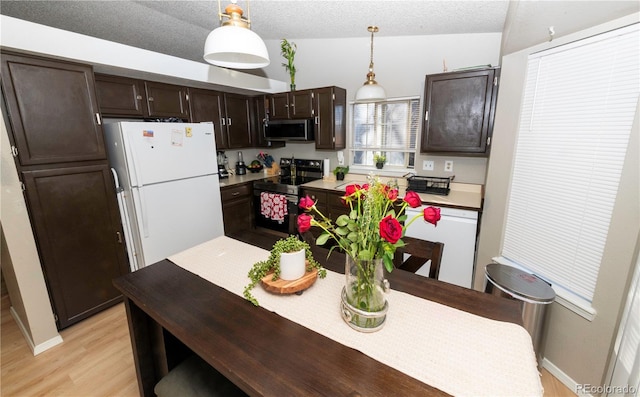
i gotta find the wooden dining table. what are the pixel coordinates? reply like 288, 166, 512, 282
113, 235, 529, 397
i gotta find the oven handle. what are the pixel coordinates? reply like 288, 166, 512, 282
254, 190, 299, 203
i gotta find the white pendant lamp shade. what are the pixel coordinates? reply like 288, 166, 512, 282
203, 1, 270, 69
204, 25, 270, 69
355, 83, 387, 102
354, 25, 385, 103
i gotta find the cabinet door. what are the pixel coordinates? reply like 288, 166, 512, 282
291, 90, 314, 118
95, 74, 147, 117
251, 96, 285, 149
224, 93, 252, 148
22, 164, 129, 329
269, 93, 290, 119
221, 183, 253, 235
315, 87, 346, 150
421, 68, 497, 155
1, 53, 106, 165
189, 88, 227, 150
144, 81, 189, 119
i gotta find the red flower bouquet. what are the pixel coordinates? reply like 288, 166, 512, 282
298, 177, 440, 272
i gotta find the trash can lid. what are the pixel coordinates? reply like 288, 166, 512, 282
485, 263, 556, 303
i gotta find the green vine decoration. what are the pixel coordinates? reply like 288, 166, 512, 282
243, 236, 326, 306
281, 39, 297, 89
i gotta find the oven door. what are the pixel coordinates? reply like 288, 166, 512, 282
253, 190, 299, 235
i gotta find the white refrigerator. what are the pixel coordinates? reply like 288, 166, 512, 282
104, 121, 224, 271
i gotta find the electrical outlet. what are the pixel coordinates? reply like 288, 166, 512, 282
444, 160, 454, 172
423, 160, 434, 171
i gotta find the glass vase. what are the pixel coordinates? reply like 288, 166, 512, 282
340, 256, 389, 332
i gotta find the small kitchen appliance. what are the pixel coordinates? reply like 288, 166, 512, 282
217, 151, 229, 179
235, 151, 247, 175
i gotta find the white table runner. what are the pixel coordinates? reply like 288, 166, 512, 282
169, 236, 543, 397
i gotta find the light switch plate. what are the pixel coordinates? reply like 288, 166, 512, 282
423, 160, 434, 171
444, 160, 454, 172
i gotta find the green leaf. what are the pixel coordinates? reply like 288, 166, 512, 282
383, 255, 394, 272
336, 214, 350, 227
336, 226, 349, 236
347, 222, 358, 232
316, 233, 330, 245
347, 231, 358, 242
350, 209, 358, 220
358, 250, 373, 260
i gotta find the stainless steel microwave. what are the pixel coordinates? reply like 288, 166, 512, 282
264, 119, 314, 141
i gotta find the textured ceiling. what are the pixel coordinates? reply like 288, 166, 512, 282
1, 0, 510, 63
1, 1, 638, 65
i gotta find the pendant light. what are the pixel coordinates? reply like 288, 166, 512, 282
354, 26, 386, 103
203, 0, 270, 69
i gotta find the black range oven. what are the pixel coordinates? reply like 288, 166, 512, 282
253, 158, 324, 235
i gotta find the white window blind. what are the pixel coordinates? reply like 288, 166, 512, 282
501, 24, 639, 313
351, 98, 419, 168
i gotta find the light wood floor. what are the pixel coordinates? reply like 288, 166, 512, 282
1, 293, 575, 396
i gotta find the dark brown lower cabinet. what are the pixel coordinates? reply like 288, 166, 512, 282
220, 182, 253, 236
22, 164, 129, 329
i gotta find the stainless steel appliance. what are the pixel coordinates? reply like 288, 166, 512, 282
264, 119, 315, 141
253, 158, 324, 234
217, 151, 229, 179
104, 121, 225, 271
235, 151, 247, 175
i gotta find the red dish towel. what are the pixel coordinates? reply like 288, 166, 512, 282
260, 192, 288, 224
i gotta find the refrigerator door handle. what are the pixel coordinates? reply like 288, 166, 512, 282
111, 168, 140, 271
138, 188, 150, 238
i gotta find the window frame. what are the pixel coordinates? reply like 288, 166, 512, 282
349, 96, 420, 173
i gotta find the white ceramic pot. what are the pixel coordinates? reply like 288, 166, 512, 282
279, 249, 306, 280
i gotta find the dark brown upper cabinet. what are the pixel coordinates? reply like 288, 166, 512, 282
251, 96, 285, 149
188, 88, 228, 149
1, 53, 106, 165
420, 67, 499, 156
144, 81, 190, 120
94, 74, 147, 117
314, 86, 346, 150
223, 93, 253, 149
268, 90, 314, 120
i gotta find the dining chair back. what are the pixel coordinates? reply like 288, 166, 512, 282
394, 236, 444, 279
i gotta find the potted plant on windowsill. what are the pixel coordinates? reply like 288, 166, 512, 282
243, 236, 326, 306
374, 153, 386, 169
333, 166, 349, 181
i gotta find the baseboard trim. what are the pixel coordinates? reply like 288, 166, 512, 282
10, 306, 63, 355
542, 358, 590, 396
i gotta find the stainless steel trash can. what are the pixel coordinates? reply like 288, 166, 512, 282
484, 263, 555, 367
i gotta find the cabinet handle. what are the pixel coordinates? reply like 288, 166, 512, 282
221, 118, 226, 126
232, 191, 240, 196
227, 118, 232, 126
116, 231, 123, 243
311, 195, 316, 200
148, 97, 154, 102
95, 113, 102, 125
315, 116, 319, 125
424, 110, 429, 121
136, 95, 143, 100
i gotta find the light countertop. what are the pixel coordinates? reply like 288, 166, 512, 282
301, 175, 483, 211
218, 171, 483, 210
217, 170, 272, 188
